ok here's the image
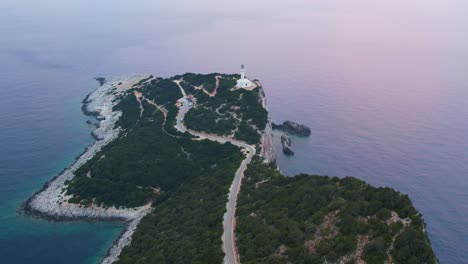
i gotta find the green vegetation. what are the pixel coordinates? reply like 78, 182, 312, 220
176, 73, 217, 93
66, 74, 246, 208
66, 73, 249, 263
392, 228, 437, 264
65, 73, 246, 262
236, 158, 437, 264
141, 78, 181, 106
67, 99, 241, 208
179, 73, 268, 144
64, 73, 435, 263
116, 146, 242, 263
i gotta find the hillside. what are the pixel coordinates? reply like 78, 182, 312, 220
65, 73, 267, 208
27, 73, 435, 264
236, 158, 437, 264
59, 73, 269, 263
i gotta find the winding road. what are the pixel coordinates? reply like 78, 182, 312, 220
174, 81, 254, 264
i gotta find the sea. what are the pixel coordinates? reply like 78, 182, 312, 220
0, 0, 467, 263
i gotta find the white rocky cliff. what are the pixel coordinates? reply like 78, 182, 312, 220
24, 75, 152, 221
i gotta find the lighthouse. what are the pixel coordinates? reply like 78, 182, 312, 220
236, 64, 255, 88
240, 64, 246, 80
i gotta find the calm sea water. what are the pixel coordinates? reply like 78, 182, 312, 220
1, 0, 467, 263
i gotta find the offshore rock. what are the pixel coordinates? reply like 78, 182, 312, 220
281, 134, 294, 156
95, 77, 106, 86
273, 120, 311, 137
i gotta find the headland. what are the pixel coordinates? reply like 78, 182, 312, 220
24, 71, 436, 264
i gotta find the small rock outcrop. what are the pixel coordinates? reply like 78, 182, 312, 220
95, 77, 106, 87
86, 119, 100, 129
281, 134, 294, 156
273, 120, 311, 137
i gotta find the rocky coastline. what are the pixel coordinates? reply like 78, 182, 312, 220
100, 204, 151, 264
22, 74, 153, 263
22, 74, 277, 264
258, 85, 276, 163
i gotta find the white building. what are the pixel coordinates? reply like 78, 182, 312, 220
236, 64, 255, 88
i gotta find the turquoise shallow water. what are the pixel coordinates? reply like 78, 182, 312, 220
0, 70, 125, 263
1, 0, 467, 263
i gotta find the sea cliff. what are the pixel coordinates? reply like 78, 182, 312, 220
258, 85, 276, 163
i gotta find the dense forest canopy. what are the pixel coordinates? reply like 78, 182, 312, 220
236, 158, 437, 264
116, 147, 242, 263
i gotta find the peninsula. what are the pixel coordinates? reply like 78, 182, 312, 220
24, 68, 436, 264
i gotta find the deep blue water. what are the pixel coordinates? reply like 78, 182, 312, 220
1, 0, 467, 263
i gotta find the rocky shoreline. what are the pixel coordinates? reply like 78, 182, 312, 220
22, 74, 152, 263
101, 204, 152, 264
258, 85, 276, 163
22, 74, 277, 264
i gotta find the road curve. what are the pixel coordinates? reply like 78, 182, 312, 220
221, 143, 254, 264
174, 82, 254, 264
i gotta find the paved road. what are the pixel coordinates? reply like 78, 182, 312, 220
175, 97, 189, 133
174, 83, 254, 264
221, 143, 254, 264
174, 79, 187, 97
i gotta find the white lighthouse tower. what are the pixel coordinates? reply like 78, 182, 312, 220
236, 64, 255, 89
240, 64, 246, 80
